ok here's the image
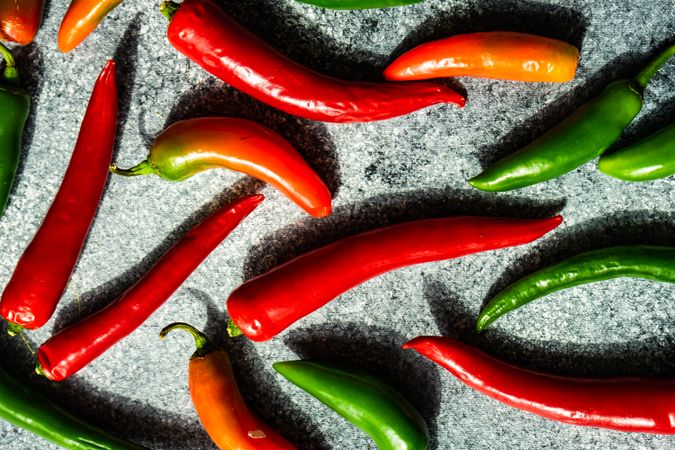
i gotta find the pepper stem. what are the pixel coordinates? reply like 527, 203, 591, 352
109, 160, 156, 177
6, 322, 23, 337
160, 1, 180, 22
160, 322, 211, 358
0, 41, 19, 87
227, 319, 243, 338
634, 43, 675, 90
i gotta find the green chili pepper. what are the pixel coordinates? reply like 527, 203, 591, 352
0, 364, 148, 449
598, 122, 675, 181
476, 245, 675, 332
273, 360, 429, 450
294, 0, 423, 9
0, 42, 30, 218
469, 44, 675, 191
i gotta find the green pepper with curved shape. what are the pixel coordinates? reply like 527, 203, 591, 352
294, 0, 423, 9
598, 122, 675, 181
0, 43, 30, 218
469, 44, 675, 191
273, 360, 429, 450
476, 245, 675, 331
0, 363, 147, 449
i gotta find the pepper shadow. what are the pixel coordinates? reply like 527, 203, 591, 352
422, 273, 675, 383
284, 323, 443, 450
152, 77, 341, 198
242, 186, 565, 280
52, 176, 264, 333
6, 43, 44, 206
481, 209, 675, 308
185, 288, 331, 449
391, 0, 587, 61
219, 0, 389, 81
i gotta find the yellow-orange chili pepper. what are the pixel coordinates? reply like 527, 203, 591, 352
160, 323, 297, 450
384, 31, 579, 83
58, 0, 124, 52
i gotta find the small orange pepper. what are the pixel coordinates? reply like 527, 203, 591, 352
384, 31, 580, 83
58, 0, 124, 52
0, 0, 45, 45
160, 323, 297, 450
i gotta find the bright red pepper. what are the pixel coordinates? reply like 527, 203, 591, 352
160, 0, 465, 123
0, 60, 117, 335
227, 216, 562, 341
0, 0, 45, 45
36, 194, 263, 382
404, 336, 675, 434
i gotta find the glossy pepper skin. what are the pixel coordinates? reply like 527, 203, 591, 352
274, 360, 429, 450
384, 32, 579, 82
0, 60, 117, 335
110, 117, 332, 218
35, 195, 263, 382
476, 245, 675, 332
0, 0, 44, 44
469, 44, 675, 191
405, 336, 675, 434
227, 216, 562, 342
598, 122, 675, 181
0, 43, 29, 218
295, 0, 423, 8
161, 0, 464, 123
161, 323, 296, 450
58, 0, 124, 52
0, 363, 147, 449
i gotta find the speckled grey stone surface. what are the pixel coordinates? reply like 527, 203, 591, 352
0, 0, 673, 449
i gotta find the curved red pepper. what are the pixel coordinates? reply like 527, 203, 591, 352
404, 336, 675, 434
162, 0, 465, 123
0, 61, 117, 334
0, 0, 45, 45
227, 216, 562, 341
36, 194, 263, 382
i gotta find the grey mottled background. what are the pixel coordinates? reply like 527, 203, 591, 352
0, 0, 674, 449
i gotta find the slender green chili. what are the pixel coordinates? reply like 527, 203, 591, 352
274, 360, 429, 450
469, 44, 675, 191
477, 246, 675, 331
294, 0, 423, 9
0, 364, 147, 449
598, 122, 675, 181
0, 42, 30, 218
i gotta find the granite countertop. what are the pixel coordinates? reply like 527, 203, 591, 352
0, 0, 673, 449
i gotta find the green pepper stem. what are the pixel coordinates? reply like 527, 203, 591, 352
109, 160, 156, 177
160, 1, 180, 22
635, 43, 675, 90
34, 363, 50, 379
160, 322, 211, 358
0, 41, 19, 87
6, 322, 24, 337
227, 319, 243, 338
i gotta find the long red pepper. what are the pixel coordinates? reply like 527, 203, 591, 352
0, 60, 117, 335
227, 216, 562, 341
404, 336, 675, 434
160, 0, 465, 123
36, 194, 263, 382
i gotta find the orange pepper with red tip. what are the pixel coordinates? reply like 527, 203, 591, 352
0, 0, 45, 45
385, 31, 580, 83
160, 323, 297, 450
58, 0, 124, 52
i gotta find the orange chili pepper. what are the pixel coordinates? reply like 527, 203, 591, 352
384, 31, 579, 83
0, 0, 45, 45
160, 323, 296, 450
58, 0, 123, 52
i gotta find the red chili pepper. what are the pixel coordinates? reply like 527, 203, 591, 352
404, 336, 675, 434
0, 60, 117, 335
36, 194, 263, 382
0, 0, 45, 45
227, 216, 562, 341
160, 0, 465, 123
